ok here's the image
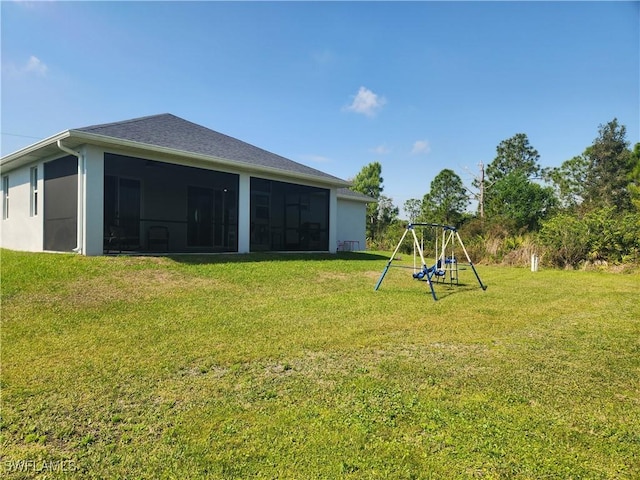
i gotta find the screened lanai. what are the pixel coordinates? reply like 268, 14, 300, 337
104, 153, 239, 254
103, 153, 330, 254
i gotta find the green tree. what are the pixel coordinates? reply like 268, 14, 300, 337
486, 133, 541, 183
422, 169, 468, 225
403, 198, 422, 223
628, 142, 640, 211
486, 171, 556, 231
543, 154, 589, 210
421, 193, 435, 222
376, 195, 399, 238
583, 119, 632, 211
351, 162, 383, 240
484, 133, 548, 232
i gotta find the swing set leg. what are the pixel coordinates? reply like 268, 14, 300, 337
374, 265, 389, 291
469, 262, 487, 291
374, 227, 410, 291
425, 270, 438, 301
456, 231, 487, 291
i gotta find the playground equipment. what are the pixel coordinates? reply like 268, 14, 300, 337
374, 223, 487, 301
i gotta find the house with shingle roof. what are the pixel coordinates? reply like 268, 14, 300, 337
1, 114, 373, 255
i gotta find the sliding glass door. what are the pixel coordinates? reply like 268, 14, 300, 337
187, 186, 214, 247
250, 178, 329, 252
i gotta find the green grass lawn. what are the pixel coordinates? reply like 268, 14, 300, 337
1, 249, 639, 479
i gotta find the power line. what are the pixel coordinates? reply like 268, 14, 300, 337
1, 132, 44, 140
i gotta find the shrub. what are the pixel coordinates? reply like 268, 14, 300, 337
538, 208, 640, 268
538, 214, 590, 268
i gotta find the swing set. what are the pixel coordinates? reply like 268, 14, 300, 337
374, 223, 487, 301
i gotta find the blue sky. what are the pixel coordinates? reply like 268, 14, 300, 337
2, 1, 638, 215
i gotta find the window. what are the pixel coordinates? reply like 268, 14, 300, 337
30, 167, 38, 216
2, 175, 8, 220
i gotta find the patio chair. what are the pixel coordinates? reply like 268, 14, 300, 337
105, 225, 125, 254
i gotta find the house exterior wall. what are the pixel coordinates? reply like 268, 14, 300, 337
336, 198, 367, 251
1, 162, 43, 252
1, 142, 355, 256
83, 145, 105, 256
238, 173, 250, 253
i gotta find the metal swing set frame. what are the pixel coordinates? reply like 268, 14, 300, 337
374, 223, 487, 301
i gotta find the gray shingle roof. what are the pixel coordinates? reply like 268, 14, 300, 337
75, 113, 346, 183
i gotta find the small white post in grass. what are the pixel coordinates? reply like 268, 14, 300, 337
531, 253, 539, 272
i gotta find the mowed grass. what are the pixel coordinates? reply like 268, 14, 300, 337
1, 249, 639, 479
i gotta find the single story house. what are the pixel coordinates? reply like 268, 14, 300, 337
1, 114, 373, 255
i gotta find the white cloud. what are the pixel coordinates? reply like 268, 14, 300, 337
370, 144, 390, 155
411, 140, 431, 155
25, 56, 48, 76
344, 86, 386, 117
3, 55, 49, 78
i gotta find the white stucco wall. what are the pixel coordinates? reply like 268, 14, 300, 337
0, 163, 43, 252
0, 145, 103, 255
238, 173, 251, 253
82, 145, 105, 256
336, 198, 367, 251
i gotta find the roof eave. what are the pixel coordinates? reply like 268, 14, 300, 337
337, 193, 377, 203
1, 130, 73, 169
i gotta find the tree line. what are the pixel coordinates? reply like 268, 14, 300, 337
351, 119, 640, 268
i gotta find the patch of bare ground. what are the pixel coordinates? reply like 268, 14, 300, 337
364, 270, 384, 280
225, 343, 491, 385
581, 260, 638, 273
113, 255, 176, 266
315, 271, 351, 282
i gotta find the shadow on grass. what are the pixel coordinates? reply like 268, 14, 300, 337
376, 275, 487, 301
429, 282, 487, 301
166, 251, 390, 265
